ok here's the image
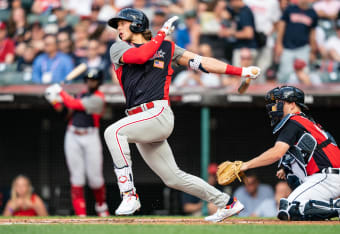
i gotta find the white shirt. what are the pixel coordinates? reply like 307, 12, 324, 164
313, 0, 340, 16
244, 0, 281, 35
325, 35, 340, 56
63, 0, 92, 16
173, 70, 221, 88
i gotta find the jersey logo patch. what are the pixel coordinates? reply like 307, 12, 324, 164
153, 60, 164, 69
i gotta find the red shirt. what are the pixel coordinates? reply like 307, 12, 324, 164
0, 38, 15, 63
13, 194, 38, 216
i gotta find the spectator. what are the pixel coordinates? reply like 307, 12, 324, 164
150, 9, 167, 37
0, 21, 15, 64
174, 10, 200, 52
95, 0, 117, 22
64, 0, 92, 17
253, 181, 292, 217
275, 0, 318, 83
57, 31, 73, 55
17, 44, 37, 82
32, 34, 74, 84
3, 175, 48, 216
28, 22, 45, 55
31, 0, 61, 14
133, 0, 154, 21
7, 7, 27, 42
244, 0, 282, 79
73, 22, 89, 61
173, 44, 221, 88
287, 58, 322, 85
233, 173, 274, 217
182, 163, 227, 216
225, 0, 258, 67
85, 39, 108, 75
52, 6, 73, 35
325, 19, 340, 62
313, 0, 340, 20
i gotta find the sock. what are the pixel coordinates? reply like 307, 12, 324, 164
92, 184, 106, 206
71, 185, 86, 216
114, 166, 136, 194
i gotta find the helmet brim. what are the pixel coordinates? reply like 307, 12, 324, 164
108, 16, 132, 29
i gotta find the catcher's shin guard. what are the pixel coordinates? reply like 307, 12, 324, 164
277, 199, 303, 221
303, 199, 340, 220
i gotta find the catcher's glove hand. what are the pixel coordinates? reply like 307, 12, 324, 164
217, 161, 247, 186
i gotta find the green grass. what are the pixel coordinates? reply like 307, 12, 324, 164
1, 224, 340, 234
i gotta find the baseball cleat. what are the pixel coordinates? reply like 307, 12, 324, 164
115, 192, 141, 215
204, 197, 244, 223
95, 202, 110, 217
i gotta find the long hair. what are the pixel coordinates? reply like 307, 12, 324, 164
142, 29, 152, 41
10, 175, 32, 202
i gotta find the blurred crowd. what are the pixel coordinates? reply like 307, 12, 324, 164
1, 0, 340, 88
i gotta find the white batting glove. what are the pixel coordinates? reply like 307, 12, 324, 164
241, 66, 261, 79
160, 16, 179, 36
44, 84, 63, 104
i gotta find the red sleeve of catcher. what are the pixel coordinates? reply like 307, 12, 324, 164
122, 31, 166, 64
60, 90, 85, 111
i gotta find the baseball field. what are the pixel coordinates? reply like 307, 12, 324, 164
1, 217, 340, 234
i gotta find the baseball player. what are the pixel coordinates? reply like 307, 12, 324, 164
45, 69, 109, 217
239, 86, 340, 220
104, 8, 261, 222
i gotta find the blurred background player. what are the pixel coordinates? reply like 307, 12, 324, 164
3, 175, 48, 216
44, 68, 109, 217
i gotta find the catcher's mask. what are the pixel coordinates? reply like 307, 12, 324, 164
108, 8, 149, 33
265, 86, 308, 127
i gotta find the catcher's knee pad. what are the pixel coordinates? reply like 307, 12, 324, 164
277, 199, 303, 221
303, 199, 340, 221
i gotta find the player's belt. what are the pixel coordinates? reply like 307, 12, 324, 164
126, 101, 155, 115
322, 168, 340, 175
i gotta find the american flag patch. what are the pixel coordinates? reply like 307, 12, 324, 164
153, 60, 164, 69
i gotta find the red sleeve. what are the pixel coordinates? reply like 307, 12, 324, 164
122, 31, 166, 64
6, 39, 15, 54
60, 91, 85, 111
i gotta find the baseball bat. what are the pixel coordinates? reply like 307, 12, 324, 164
65, 63, 87, 81
238, 78, 251, 94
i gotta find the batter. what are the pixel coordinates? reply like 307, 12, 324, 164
105, 8, 261, 222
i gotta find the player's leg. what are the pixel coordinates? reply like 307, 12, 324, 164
64, 130, 87, 216
136, 140, 243, 222
278, 173, 340, 220
103, 101, 173, 215
83, 129, 109, 217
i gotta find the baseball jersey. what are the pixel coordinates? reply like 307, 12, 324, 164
275, 113, 340, 175
65, 90, 105, 128
110, 40, 185, 109
281, 4, 318, 49
12, 194, 38, 216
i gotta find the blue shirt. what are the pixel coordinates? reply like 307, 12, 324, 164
282, 5, 318, 49
174, 23, 191, 49
234, 184, 274, 217
32, 52, 74, 84
227, 6, 257, 49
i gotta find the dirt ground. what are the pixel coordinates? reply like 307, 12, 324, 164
0, 217, 339, 225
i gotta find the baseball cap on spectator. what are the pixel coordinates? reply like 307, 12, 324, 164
208, 163, 218, 175
184, 10, 197, 19
0, 21, 6, 30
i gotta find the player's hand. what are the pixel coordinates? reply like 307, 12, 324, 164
276, 169, 286, 180
45, 84, 62, 104
160, 16, 179, 36
46, 84, 62, 93
241, 66, 261, 79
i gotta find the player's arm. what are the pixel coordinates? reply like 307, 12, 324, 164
241, 141, 290, 171
176, 50, 260, 78
33, 195, 48, 216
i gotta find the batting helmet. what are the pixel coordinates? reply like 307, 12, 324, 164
84, 68, 103, 84
108, 8, 149, 33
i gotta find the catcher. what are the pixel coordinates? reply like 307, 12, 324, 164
217, 86, 340, 220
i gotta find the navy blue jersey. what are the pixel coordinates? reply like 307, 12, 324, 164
227, 6, 257, 49
70, 90, 105, 128
114, 40, 175, 109
281, 4, 318, 49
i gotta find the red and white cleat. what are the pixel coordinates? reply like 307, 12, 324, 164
204, 198, 244, 223
115, 192, 141, 216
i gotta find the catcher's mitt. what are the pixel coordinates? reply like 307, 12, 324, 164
217, 161, 247, 186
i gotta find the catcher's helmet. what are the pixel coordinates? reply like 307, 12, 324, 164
108, 8, 149, 33
265, 86, 308, 110
84, 68, 103, 84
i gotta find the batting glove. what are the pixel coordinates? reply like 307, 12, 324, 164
241, 66, 261, 79
160, 16, 179, 36
44, 84, 63, 104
